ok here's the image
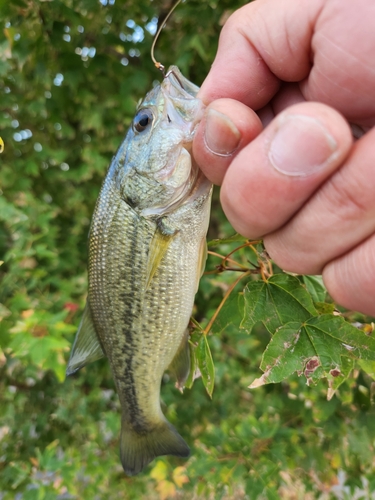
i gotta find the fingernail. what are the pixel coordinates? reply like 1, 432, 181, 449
268, 115, 338, 176
204, 108, 241, 156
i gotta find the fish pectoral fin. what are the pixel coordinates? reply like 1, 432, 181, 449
66, 303, 105, 376
146, 228, 175, 289
120, 419, 190, 476
168, 329, 190, 392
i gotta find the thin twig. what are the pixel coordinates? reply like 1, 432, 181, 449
217, 266, 258, 273
207, 250, 248, 270
203, 271, 251, 336
223, 240, 261, 263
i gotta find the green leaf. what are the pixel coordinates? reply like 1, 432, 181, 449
327, 357, 355, 401
242, 274, 317, 334
185, 338, 198, 390
249, 322, 316, 388
188, 34, 208, 61
358, 359, 375, 380
314, 302, 336, 314
301, 275, 327, 303
0, 303, 11, 321
211, 292, 244, 335
196, 335, 215, 398
207, 233, 248, 247
306, 315, 375, 365
250, 315, 375, 396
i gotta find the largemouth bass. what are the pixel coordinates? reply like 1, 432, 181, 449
66, 67, 212, 476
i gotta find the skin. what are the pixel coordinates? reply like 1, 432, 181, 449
193, 0, 375, 316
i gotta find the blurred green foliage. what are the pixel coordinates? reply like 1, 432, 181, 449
1, 0, 375, 498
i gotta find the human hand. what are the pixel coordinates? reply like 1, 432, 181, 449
193, 0, 375, 316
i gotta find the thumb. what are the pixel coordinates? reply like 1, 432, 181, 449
218, 101, 352, 239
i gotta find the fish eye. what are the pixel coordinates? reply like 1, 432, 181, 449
133, 108, 153, 133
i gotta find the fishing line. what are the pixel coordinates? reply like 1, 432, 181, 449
151, 0, 184, 85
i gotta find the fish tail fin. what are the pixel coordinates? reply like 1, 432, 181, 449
120, 419, 190, 476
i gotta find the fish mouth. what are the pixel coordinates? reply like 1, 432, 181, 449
163, 66, 200, 99
160, 67, 205, 139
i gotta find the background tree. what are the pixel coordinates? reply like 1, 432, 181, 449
1, 1, 375, 498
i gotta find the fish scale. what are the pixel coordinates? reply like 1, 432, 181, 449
67, 66, 212, 475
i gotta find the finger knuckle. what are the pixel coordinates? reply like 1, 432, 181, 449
323, 168, 373, 223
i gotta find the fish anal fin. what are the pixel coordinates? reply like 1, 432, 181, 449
146, 228, 175, 289
120, 419, 190, 476
168, 329, 190, 392
66, 303, 105, 376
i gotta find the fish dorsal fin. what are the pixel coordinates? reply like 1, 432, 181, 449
168, 329, 190, 392
146, 227, 175, 289
66, 303, 105, 376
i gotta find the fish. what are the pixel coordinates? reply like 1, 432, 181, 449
66, 66, 212, 476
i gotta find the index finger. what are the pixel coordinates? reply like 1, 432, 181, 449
199, 0, 322, 109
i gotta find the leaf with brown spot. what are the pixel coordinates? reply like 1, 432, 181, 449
249, 315, 375, 395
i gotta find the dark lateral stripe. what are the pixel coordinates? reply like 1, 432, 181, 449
119, 214, 148, 431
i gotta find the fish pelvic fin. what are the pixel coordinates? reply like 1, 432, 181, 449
120, 419, 190, 476
66, 303, 105, 376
